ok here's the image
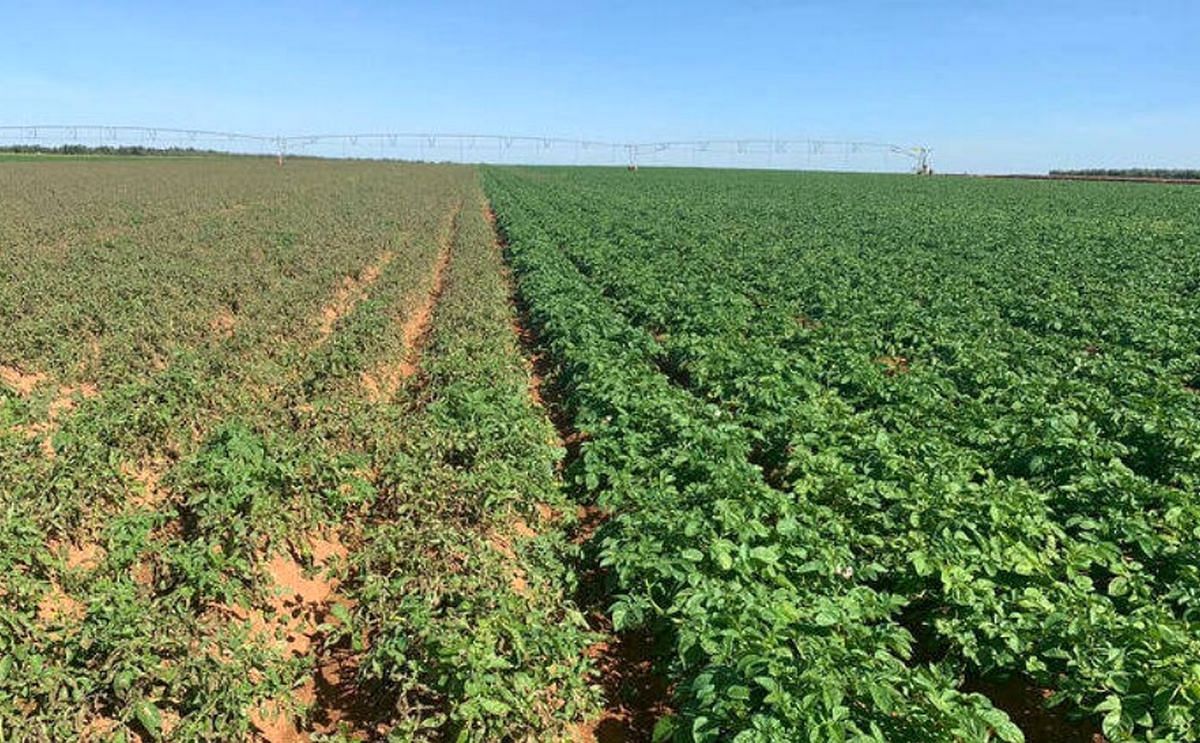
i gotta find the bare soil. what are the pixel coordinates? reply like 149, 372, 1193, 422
118, 459, 170, 510
210, 308, 238, 338
11, 381, 100, 458
875, 355, 911, 376
963, 676, 1105, 743
246, 534, 359, 742
569, 629, 672, 743
0, 364, 46, 395
48, 539, 107, 571
36, 582, 86, 625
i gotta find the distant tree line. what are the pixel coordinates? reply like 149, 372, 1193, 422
1050, 168, 1200, 181
0, 144, 249, 157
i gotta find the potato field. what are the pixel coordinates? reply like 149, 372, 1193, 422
0, 159, 593, 742
2, 158, 1200, 742
485, 168, 1200, 743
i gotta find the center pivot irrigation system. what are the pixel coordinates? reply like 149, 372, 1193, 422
0, 125, 933, 173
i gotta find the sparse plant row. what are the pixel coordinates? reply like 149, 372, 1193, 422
483, 167, 1200, 741
0, 161, 598, 740
338, 184, 599, 741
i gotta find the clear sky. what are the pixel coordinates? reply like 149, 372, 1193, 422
3, 0, 1196, 172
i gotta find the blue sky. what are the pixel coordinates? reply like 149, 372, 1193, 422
2, 0, 1196, 172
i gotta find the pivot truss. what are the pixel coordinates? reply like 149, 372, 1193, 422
0, 126, 932, 172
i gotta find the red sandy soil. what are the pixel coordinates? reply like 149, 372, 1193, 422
245, 534, 376, 742
0, 364, 46, 395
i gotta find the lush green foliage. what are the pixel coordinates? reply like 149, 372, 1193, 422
484, 166, 1200, 742
0, 159, 594, 740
